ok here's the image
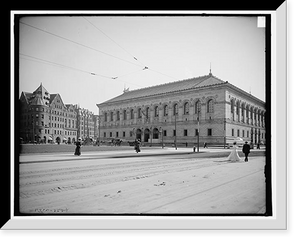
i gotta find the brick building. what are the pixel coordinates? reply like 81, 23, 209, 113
74, 106, 98, 143
97, 71, 266, 147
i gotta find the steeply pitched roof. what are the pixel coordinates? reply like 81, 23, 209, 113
33, 83, 50, 96
98, 74, 226, 105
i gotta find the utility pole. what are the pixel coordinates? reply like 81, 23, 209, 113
159, 127, 164, 149
98, 115, 101, 145
197, 108, 200, 152
174, 113, 177, 150
224, 118, 226, 148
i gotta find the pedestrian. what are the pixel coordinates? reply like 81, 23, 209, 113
226, 142, 241, 162
74, 138, 82, 156
204, 142, 207, 148
134, 139, 141, 153
242, 141, 251, 162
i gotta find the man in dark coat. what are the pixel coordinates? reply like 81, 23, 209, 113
242, 141, 251, 162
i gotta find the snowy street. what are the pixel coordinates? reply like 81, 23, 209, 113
19, 148, 266, 215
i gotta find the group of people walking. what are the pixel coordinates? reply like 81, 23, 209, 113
73, 137, 251, 161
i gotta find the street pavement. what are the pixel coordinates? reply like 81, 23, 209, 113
18, 148, 266, 215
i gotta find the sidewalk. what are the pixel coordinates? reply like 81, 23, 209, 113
19, 147, 265, 163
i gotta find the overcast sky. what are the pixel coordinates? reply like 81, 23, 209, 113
19, 15, 266, 114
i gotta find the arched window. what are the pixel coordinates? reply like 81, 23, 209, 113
236, 101, 240, 115
153, 128, 159, 139
231, 99, 235, 114
110, 111, 114, 121
207, 99, 214, 113
145, 107, 150, 119
241, 103, 245, 122
246, 105, 249, 124
123, 109, 127, 120
230, 99, 235, 120
184, 102, 189, 114
130, 109, 134, 119
195, 100, 200, 114
164, 105, 168, 116
154, 106, 159, 117
137, 108, 142, 118
173, 103, 178, 115
236, 101, 240, 121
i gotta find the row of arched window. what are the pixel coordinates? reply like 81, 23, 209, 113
230, 99, 265, 127
103, 99, 215, 122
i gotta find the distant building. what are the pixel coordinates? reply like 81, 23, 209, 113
74, 106, 96, 143
19, 83, 77, 144
97, 71, 266, 147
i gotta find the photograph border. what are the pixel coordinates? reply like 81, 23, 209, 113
3, 5, 286, 229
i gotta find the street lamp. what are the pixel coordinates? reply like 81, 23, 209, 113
174, 112, 177, 150
159, 127, 164, 149
197, 106, 200, 152
224, 118, 226, 149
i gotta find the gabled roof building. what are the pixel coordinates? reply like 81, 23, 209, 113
97, 72, 266, 147
19, 83, 78, 144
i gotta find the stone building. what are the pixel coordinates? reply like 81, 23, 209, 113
75, 106, 96, 142
96, 72, 266, 147
19, 84, 77, 144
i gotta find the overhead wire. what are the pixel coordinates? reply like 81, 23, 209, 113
20, 21, 144, 69
20, 19, 178, 88
20, 53, 144, 88
83, 17, 147, 68
82, 17, 178, 81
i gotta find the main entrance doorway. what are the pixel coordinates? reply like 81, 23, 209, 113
144, 128, 150, 142
136, 129, 142, 141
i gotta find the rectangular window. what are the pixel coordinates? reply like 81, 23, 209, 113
116, 132, 119, 137
208, 128, 212, 136
184, 129, 188, 136
110, 132, 112, 137
163, 130, 167, 136
173, 130, 176, 136
237, 129, 240, 137
195, 129, 199, 136
232, 129, 234, 136
242, 130, 245, 137
247, 131, 249, 137
123, 131, 126, 137
104, 132, 106, 137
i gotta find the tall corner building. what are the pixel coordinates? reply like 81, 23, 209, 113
96, 72, 266, 147
19, 83, 78, 144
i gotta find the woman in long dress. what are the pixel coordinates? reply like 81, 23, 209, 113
74, 138, 82, 156
227, 142, 241, 162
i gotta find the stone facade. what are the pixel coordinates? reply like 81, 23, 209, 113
19, 84, 99, 144
97, 73, 266, 147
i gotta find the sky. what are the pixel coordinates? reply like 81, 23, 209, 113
18, 15, 266, 114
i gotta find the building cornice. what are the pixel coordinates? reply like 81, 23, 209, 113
97, 82, 226, 108
225, 83, 265, 106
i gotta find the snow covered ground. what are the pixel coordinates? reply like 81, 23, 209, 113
19, 149, 266, 215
